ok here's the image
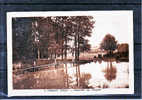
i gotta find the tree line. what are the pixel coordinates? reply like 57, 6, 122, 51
100, 34, 129, 59
12, 16, 95, 62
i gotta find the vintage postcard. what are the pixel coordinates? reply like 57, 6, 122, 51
7, 11, 134, 96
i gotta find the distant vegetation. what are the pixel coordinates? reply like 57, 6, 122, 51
100, 34, 117, 55
99, 34, 129, 61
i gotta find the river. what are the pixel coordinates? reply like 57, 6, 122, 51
66, 61, 129, 88
13, 61, 129, 89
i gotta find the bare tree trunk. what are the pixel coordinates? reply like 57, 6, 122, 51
51, 53, 53, 59
77, 33, 80, 61
65, 33, 67, 60
47, 33, 49, 59
75, 35, 77, 63
55, 52, 56, 59
37, 48, 40, 59
77, 34, 80, 87
62, 41, 64, 60
74, 34, 80, 87
61, 30, 65, 60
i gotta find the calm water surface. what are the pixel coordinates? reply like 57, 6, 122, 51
14, 61, 129, 89
66, 61, 129, 88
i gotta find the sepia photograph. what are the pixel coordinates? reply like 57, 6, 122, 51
7, 11, 134, 96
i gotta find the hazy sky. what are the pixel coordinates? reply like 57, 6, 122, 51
8, 11, 133, 48
88, 11, 133, 48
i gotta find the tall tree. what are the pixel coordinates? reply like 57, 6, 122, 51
100, 34, 117, 55
12, 18, 34, 62
69, 16, 94, 87
68, 16, 95, 62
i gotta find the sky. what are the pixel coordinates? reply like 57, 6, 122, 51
8, 11, 133, 48
88, 11, 133, 48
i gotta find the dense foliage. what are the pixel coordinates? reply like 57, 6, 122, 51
100, 34, 117, 54
12, 16, 95, 62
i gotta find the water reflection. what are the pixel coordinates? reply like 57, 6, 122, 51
103, 62, 117, 82
67, 60, 129, 89
79, 73, 92, 88
13, 60, 129, 89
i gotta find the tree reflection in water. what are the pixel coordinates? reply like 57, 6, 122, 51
13, 60, 130, 89
98, 59, 102, 64
75, 64, 93, 89
79, 73, 92, 89
103, 61, 117, 82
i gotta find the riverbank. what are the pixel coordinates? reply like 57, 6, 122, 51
13, 55, 128, 73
